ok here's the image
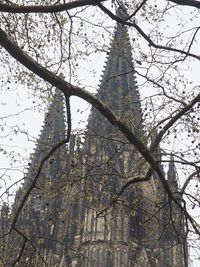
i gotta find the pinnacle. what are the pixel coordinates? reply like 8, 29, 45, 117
116, 1, 129, 21
167, 154, 178, 185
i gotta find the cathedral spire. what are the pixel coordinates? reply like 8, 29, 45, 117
167, 154, 178, 192
95, 12, 142, 135
18, 91, 68, 257
26, 90, 67, 181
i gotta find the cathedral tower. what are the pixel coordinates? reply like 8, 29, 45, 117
63, 6, 187, 267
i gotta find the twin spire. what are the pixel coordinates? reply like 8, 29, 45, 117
29, 5, 177, 183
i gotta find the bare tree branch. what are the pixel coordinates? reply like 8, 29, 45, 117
0, 0, 104, 13
151, 91, 200, 152
127, 0, 148, 20
181, 170, 199, 194
11, 230, 27, 267
97, 3, 200, 61
168, 0, 200, 9
12, 227, 48, 266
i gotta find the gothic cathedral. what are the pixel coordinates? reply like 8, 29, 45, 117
1, 8, 187, 267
